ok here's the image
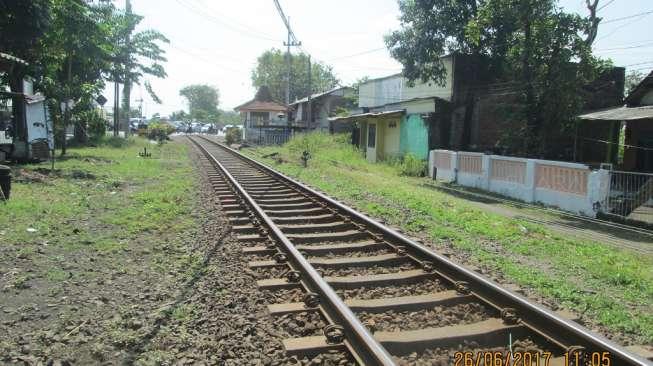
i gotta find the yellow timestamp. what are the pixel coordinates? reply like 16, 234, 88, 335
453, 351, 613, 366
454, 352, 552, 366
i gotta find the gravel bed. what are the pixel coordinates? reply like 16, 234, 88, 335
335, 279, 449, 300
274, 311, 327, 337
252, 266, 289, 279
358, 302, 492, 332
319, 263, 418, 277
127, 142, 357, 365
261, 288, 306, 304
248, 253, 275, 262
393, 338, 545, 366
308, 248, 391, 259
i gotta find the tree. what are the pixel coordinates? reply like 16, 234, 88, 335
386, 0, 607, 157
625, 70, 645, 96
0, 0, 53, 144
219, 110, 242, 126
170, 110, 188, 121
251, 49, 339, 103
179, 84, 219, 123
113, 4, 169, 136
38, 0, 117, 151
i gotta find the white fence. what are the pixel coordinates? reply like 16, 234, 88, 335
429, 150, 609, 217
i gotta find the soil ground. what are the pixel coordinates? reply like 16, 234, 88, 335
0, 137, 341, 365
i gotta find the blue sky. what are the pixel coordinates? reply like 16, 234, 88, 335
107, 0, 653, 117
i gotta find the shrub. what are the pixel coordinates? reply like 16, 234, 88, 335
225, 127, 242, 145
86, 110, 107, 141
398, 153, 427, 177
147, 123, 175, 143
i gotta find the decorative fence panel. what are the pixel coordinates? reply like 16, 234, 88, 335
535, 164, 588, 195
434, 151, 452, 170
490, 158, 526, 184
458, 153, 483, 174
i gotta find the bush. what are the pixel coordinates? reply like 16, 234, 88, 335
97, 136, 134, 148
225, 127, 242, 145
147, 123, 175, 142
86, 110, 107, 141
398, 153, 427, 177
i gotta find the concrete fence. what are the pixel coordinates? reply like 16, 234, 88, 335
429, 149, 610, 217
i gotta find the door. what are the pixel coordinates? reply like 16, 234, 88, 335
366, 123, 377, 163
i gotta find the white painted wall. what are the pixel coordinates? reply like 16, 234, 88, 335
359, 57, 453, 108
429, 149, 611, 217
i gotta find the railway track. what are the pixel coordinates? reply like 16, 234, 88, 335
188, 135, 651, 366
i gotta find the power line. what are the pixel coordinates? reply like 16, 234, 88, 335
602, 9, 653, 24
597, 0, 615, 12
175, 0, 281, 43
594, 41, 653, 52
325, 47, 387, 62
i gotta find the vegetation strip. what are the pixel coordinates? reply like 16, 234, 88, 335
241, 133, 653, 345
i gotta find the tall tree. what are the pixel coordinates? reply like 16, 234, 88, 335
39, 0, 117, 151
251, 49, 339, 103
179, 84, 220, 123
386, 0, 607, 157
114, 4, 169, 135
385, 0, 489, 149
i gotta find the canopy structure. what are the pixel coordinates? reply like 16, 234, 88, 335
328, 109, 405, 123
577, 106, 653, 121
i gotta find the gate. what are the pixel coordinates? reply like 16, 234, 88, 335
602, 170, 653, 224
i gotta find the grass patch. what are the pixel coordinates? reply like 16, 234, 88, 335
243, 132, 653, 344
1, 138, 194, 248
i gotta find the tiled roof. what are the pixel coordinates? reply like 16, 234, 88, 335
234, 99, 287, 112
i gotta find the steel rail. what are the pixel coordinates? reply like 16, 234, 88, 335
197, 136, 651, 366
189, 137, 396, 365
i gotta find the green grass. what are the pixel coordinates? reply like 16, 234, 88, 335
0, 136, 195, 273
244, 132, 653, 344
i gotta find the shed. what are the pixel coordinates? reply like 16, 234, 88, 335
578, 71, 653, 172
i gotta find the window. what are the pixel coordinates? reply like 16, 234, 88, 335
250, 112, 269, 126
368, 124, 376, 148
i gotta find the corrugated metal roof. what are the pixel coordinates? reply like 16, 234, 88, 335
290, 86, 353, 105
578, 105, 653, 121
0, 52, 28, 66
328, 109, 405, 122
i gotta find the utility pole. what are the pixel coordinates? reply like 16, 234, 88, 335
274, 0, 301, 108
113, 78, 119, 137
307, 55, 312, 128
123, 0, 132, 137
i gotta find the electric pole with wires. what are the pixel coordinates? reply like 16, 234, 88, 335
273, 0, 301, 107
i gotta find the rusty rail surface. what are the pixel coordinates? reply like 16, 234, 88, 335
189, 135, 651, 366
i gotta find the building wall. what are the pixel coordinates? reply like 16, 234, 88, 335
359, 57, 454, 108
641, 90, 653, 105
400, 115, 429, 159
380, 117, 401, 160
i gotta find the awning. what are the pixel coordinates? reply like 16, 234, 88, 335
578, 106, 653, 121
329, 109, 405, 123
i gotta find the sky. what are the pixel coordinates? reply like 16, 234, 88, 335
104, 0, 653, 118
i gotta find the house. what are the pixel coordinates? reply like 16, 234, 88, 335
0, 52, 53, 162
289, 86, 355, 132
234, 86, 291, 144
331, 54, 624, 165
578, 71, 653, 172
329, 54, 476, 163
